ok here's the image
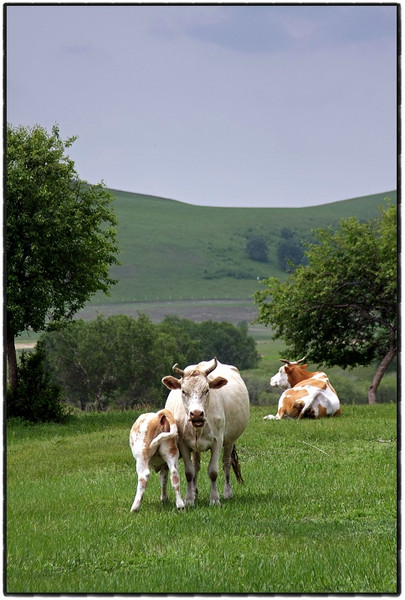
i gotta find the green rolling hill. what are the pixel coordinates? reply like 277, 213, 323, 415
78, 189, 396, 323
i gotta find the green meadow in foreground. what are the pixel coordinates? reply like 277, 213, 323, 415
6, 405, 397, 594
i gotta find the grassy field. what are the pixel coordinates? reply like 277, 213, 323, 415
6, 404, 398, 594
76, 189, 396, 319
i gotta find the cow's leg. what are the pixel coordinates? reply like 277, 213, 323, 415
177, 439, 195, 506
159, 464, 169, 502
208, 439, 222, 505
192, 451, 201, 498
130, 458, 150, 512
222, 443, 233, 499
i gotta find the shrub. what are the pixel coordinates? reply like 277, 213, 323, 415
377, 375, 397, 403
7, 343, 66, 423
246, 235, 269, 262
242, 373, 279, 406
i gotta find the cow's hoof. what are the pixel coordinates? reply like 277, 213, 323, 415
223, 488, 233, 499
263, 414, 276, 420
209, 497, 221, 506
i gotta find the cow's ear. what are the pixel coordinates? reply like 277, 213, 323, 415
209, 376, 228, 389
162, 376, 182, 390
301, 364, 308, 369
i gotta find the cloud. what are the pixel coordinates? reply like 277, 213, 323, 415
172, 5, 397, 54
6, 4, 397, 207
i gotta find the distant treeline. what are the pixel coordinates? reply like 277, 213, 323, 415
37, 314, 259, 412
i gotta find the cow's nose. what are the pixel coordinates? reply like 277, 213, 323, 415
190, 409, 204, 420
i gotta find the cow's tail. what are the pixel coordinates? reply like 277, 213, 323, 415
231, 445, 244, 485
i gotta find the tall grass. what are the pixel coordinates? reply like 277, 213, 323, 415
6, 405, 397, 594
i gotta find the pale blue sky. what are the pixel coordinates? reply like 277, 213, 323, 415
6, 4, 398, 207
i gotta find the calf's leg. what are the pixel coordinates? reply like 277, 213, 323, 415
131, 458, 150, 512
160, 441, 185, 510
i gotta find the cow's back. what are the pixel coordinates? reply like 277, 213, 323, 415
207, 362, 250, 443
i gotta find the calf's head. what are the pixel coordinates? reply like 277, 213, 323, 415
162, 357, 228, 428
270, 356, 307, 388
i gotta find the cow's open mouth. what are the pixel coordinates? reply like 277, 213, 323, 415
189, 418, 205, 428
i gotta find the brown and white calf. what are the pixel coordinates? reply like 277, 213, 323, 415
264, 357, 341, 420
129, 409, 184, 511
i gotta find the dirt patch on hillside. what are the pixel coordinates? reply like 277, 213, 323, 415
15, 342, 36, 349
77, 299, 259, 326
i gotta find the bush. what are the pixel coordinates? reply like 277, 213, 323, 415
242, 373, 279, 406
7, 343, 66, 423
377, 374, 397, 403
328, 373, 368, 405
246, 235, 269, 262
42, 314, 177, 411
159, 317, 259, 370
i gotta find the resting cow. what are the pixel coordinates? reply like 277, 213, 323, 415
129, 409, 184, 511
162, 357, 250, 506
264, 357, 341, 420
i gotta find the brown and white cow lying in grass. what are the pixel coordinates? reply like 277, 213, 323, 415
129, 409, 184, 512
264, 357, 341, 420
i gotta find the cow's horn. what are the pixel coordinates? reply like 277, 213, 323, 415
172, 363, 184, 377
296, 356, 307, 364
204, 357, 218, 375
280, 358, 291, 364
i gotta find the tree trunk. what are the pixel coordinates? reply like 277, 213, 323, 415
368, 345, 397, 404
7, 319, 18, 395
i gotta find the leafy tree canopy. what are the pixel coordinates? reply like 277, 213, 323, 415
158, 316, 259, 370
6, 123, 119, 392
245, 235, 269, 263
40, 314, 259, 411
277, 228, 306, 272
42, 314, 177, 410
254, 202, 397, 404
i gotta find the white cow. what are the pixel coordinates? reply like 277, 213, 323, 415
129, 409, 184, 511
162, 357, 250, 506
264, 357, 341, 420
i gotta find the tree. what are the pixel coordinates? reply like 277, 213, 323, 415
246, 235, 269, 262
158, 317, 259, 370
7, 341, 66, 423
6, 123, 119, 395
277, 228, 306, 272
42, 314, 178, 410
254, 203, 397, 404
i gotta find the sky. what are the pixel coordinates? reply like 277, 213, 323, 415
6, 4, 398, 207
